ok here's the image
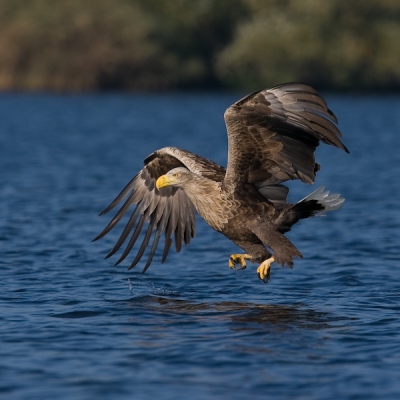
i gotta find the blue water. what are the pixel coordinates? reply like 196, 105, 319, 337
1, 91, 400, 399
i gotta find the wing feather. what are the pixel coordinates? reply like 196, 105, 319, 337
141, 196, 173, 273
128, 213, 158, 270
105, 205, 141, 259
94, 147, 223, 272
116, 212, 147, 266
223, 83, 348, 193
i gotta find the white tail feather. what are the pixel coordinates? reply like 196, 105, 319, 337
298, 186, 344, 216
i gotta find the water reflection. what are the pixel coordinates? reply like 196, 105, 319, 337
125, 295, 346, 330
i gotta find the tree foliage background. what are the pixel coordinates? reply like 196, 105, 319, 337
1, 0, 399, 91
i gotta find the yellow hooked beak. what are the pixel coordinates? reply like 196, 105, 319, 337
156, 174, 176, 190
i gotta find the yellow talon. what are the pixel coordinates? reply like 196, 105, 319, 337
257, 256, 275, 283
229, 254, 251, 270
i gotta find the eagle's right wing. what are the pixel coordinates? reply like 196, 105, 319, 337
93, 147, 225, 272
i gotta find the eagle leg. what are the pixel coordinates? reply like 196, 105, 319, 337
229, 254, 251, 270
257, 257, 275, 283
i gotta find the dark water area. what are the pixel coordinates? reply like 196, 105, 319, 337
1, 91, 400, 399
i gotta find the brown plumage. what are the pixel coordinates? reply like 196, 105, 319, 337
94, 83, 348, 282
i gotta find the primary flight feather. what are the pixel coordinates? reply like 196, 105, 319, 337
94, 83, 348, 282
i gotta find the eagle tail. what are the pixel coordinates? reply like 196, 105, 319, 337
293, 186, 344, 219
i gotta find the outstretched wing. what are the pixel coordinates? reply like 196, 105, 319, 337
94, 147, 225, 272
223, 83, 349, 194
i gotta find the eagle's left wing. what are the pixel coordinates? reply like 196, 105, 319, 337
223, 83, 348, 194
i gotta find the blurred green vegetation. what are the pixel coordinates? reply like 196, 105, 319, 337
1, 0, 399, 91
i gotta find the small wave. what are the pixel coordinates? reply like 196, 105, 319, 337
52, 310, 105, 319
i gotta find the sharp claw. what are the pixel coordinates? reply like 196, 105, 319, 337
230, 264, 246, 271
258, 271, 270, 283
229, 254, 250, 271
256, 256, 274, 283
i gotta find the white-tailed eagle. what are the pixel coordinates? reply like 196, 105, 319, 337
94, 83, 348, 282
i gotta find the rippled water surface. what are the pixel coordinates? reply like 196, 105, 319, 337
1, 92, 400, 399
